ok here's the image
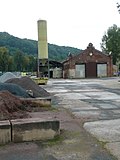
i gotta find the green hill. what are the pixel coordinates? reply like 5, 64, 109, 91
0, 32, 82, 61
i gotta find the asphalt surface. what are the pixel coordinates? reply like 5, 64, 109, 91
0, 77, 120, 160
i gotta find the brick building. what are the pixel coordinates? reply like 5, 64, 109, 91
63, 43, 113, 78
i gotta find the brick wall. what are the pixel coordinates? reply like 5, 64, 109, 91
63, 43, 113, 78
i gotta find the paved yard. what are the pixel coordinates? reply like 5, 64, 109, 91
0, 77, 120, 160
44, 77, 120, 159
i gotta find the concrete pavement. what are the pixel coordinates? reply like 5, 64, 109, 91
44, 77, 120, 159
0, 77, 120, 159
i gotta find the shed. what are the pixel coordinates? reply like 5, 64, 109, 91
63, 43, 113, 78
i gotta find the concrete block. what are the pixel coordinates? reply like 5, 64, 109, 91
32, 97, 51, 107
11, 118, 60, 142
21, 97, 51, 107
0, 120, 11, 144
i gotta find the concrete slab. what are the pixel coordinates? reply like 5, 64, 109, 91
73, 110, 100, 118
98, 103, 118, 109
112, 110, 120, 114
0, 120, 11, 144
84, 91, 120, 100
55, 93, 91, 100
71, 106, 98, 111
84, 119, 120, 142
73, 89, 102, 92
11, 118, 60, 142
46, 88, 70, 93
105, 142, 120, 160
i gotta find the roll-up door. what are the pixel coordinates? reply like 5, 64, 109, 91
75, 64, 85, 78
97, 63, 107, 77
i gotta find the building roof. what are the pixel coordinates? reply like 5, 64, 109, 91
63, 43, 111, 64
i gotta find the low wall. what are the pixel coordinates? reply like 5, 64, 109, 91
0, 120, 11, 144
11, 118, 60, 142
0, 118, 60, 145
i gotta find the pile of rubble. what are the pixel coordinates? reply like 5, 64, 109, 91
0, 72, 50, 120
6, 76, 50, 97
0, 72, 17, 83
0, 91, 29, 120
0, 82, 31, 98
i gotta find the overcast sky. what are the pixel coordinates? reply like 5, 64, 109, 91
0, 0, 120, 50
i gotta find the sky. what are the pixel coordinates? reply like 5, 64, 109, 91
0, 0, 120, 50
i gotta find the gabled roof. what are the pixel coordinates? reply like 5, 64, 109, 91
63, 43, 110, 64
76, 43, 109, 57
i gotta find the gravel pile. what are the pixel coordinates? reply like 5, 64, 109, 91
0, 73, 51, 120
0, 72, 17, 83
0, 82, 31, 98
6, 76, 50, 98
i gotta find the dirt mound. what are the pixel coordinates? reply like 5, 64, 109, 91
6, 76, 50, 98
0, 91, 29, 120
0, 82, 31, 98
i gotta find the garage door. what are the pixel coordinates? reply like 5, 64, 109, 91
97, 64, 107, 77
75, 64, 85, 78
86, 62, 97, 78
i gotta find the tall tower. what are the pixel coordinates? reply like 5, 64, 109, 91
37, 19, 49, 77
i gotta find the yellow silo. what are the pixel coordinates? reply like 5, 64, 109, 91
37, 19, 49, 78
37, 19, 48, 60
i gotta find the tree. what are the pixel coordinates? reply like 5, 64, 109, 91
22, 55, 30, 72
101, 24, 120, 65
8, 56, 14, 71
0, 47, 10, 72
27, 55, 37, 72
13, 50, 25, 71
12, 51, 37, 72
117, 2, 120, 13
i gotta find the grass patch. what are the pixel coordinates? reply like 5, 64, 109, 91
46, 134, 64, 146
35, 130, 65, 147
98, 140, 107, 147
